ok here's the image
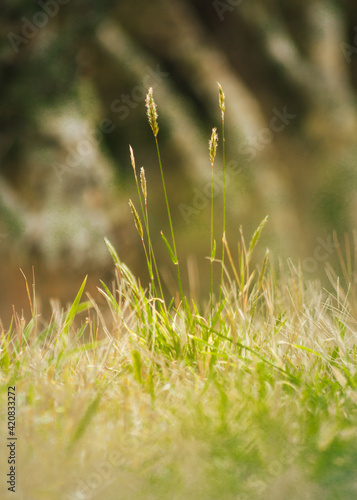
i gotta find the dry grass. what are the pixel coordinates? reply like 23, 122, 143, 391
1, 86, 357, 500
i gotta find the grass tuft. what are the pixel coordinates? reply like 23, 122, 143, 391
1, 85, 357, 500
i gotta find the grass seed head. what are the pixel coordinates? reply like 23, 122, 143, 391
140, 167, 147, 203
217, 82, 225, 119
209, 127, 218, 166
129, 145, 136, 172
145, 87, 159, 137
129, 199, 143, 239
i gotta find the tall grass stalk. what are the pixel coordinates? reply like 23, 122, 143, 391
145, 88, 184, 303
209, 127, 218, 321
218, 83, 226, 303
129, 145, 165, 305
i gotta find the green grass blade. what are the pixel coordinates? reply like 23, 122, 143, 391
248, 215, 268, 256
104, 237, 121, 266
161, 231, 177, 265
292, 344, 324, 358
62, 276, 88, 336
98, 281, 119, 314
67, 392, 102, 452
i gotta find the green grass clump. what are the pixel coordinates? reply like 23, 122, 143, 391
1, 86, 357, 500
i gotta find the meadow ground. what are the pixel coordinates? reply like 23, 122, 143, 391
1, 86, 357, 500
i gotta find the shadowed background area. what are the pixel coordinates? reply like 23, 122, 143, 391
1, 0, 357, 326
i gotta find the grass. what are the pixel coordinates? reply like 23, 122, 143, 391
1, 86, 357, 500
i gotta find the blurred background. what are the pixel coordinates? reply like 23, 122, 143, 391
1, 0, 357, 326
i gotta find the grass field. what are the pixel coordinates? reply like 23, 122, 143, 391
1, 87, 357, 500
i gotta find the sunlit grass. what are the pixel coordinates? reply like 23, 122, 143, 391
1, 86, 357, 500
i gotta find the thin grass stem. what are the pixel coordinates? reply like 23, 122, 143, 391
219, 117, 226, 303
211, 164, 214, 321
155, 136, 184, 303
209, 127, 218, 323
218, 83, 226, 305
129, 146, 166, 307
